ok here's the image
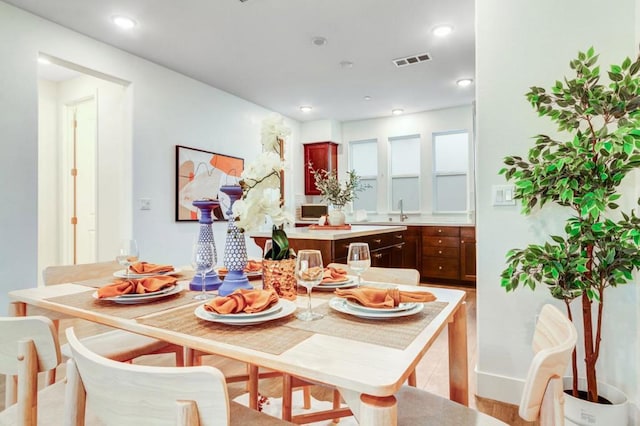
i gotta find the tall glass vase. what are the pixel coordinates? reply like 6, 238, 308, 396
217, 185, 253, 296
190, 199, 222, 291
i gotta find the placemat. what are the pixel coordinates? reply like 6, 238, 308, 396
45, 288, 200, 319
138, 304, 313, 355
74, 271, 196, 288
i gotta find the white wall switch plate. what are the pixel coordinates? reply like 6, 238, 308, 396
492, 185, 516, 206
140, 198, 151, 210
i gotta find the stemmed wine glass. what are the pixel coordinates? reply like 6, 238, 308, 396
116, 239, 139, 279
347, 242, 371, 287
295, 250, 324, 321
192, 240, 216, 300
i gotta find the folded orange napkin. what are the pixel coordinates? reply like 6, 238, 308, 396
334, 286, 436, 308
217, 259, 263, 274
97, 276, 178, 298
129, 262, 174, 274
203, 289, 278, 314
321, 266, 349, 284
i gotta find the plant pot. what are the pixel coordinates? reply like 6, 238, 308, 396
327, 205, 346, 226
563, 377, 628, 426
262, 259, 297, 300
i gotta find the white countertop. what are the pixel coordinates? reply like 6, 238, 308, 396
249, 224, 407, 241
297, 213, 475, 227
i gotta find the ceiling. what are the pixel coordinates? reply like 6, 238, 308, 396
9, 0, 475, 123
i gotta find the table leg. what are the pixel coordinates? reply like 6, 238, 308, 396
359, 394, 397, 426
448, 301, 468, 406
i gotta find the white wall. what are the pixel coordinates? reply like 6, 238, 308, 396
341, 105, 473, 214
0, 3, 299, 314
476, 0, 639, 419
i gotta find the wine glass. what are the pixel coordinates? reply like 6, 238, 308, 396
116, 239, 139, 279
263, 239, 273, 259
347, 242, 371, 287
295, 250, 324, 321
192, 240, 216, 300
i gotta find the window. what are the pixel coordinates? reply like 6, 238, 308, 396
349, 139, 377, 212
389, 135, 420, 211
433, 131, 469, 212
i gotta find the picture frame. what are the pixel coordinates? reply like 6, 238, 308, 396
175, 145, 244, 221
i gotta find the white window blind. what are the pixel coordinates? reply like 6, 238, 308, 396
433, 131, 469, 212
389, 135, 420, 211
349, 139, 377, 212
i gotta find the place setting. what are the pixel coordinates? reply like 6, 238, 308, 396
314, 265, 357, 291
328, 286, 437, 320
113, 239, 181, 279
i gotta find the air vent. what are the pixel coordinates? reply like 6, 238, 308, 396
393, 52, 431, 67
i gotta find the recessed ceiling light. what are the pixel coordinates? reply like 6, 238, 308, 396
112, 15, 137, 30
340, 61, 354, 69
37, 57, 51, 65
432, 25, 453, 37
392, 109, 404, 116
364, 96, 372, 101
456, 78, 473, 87
311, 36, 327, 47
300, 105, 313, 113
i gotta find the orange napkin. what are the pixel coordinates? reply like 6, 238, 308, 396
218, 260, 263, 274
321, 266, 349, 284
129, 262, 174, 274
334, 286, 436, 309
204, 289, 279, 314
97, 276, 177, 298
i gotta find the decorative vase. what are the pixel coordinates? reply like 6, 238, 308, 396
217, 185, 254, 296
262, 258, 297, 300
327, 204, 346, 226
563, 377, 628, 426
190, 199, 222, 291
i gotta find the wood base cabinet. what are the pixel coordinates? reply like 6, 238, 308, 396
421, 226, 475, 284
460, 227, 476, 281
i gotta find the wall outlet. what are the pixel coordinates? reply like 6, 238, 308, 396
492, 185, 516, 206
140, 198, 151, 210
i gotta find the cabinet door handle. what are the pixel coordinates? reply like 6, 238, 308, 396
438, 266, 443, 270
438, 239, 442, 244
438, 250, 442, 254
461, 240, 465, 244
394, 234, 403, 239
373, 239, 382, 244
394, 244, 403, 249
438, 229, 442, 233
374, 253, 383, 259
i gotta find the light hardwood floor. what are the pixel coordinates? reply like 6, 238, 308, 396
1, 283, 536, 425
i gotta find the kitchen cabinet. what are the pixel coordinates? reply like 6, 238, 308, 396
304, 142, 338, 195
421, 226, 476, 284
460, 227, 476, 281
401, 226, 421, 270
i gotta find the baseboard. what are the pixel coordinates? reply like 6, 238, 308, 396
476, 369, 524, 406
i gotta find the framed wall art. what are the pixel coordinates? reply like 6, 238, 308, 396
175, 145, 244, 221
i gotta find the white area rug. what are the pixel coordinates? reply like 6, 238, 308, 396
233, 390, 359, 425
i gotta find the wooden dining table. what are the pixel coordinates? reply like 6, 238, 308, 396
8, 275, 468, 425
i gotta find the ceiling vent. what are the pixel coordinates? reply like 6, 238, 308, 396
392, 52, 431, 67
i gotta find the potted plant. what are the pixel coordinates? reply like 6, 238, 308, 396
499, 47, 640, 424
308, 165, 368, 226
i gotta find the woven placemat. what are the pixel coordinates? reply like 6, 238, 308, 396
138, 304, 314, 355
45, 288, 200, 319
74, 271, 196, 289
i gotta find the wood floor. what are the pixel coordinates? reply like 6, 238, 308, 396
1, 283, 536, 425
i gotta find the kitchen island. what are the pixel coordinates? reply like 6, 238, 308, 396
250, 225, 407, 267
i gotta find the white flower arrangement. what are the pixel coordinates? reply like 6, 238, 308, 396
231, 114, 294, 260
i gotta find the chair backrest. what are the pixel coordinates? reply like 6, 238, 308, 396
0, 316, 61, 424
64, 327, 231, 426
519, 304, 578, 425
327, 263, 420, 286
43, 261, 121, 285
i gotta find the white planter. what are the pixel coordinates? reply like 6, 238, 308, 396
563, 377, 628, 426
327, 206, 346, 226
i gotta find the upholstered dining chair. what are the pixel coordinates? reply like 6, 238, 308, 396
42, 262, 186, 379
63, 327, 292, 426
392, 303, 578, 425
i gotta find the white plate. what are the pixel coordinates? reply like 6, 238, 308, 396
315, 276, 356, 291
329, 297, 424, 320
194, 299, 297, 325
113, 267, 181, 279
93, 285, 183, 304
202, 300, 283, 319
345, 299, 418, 313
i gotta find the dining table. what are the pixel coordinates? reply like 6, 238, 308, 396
8, 271, 468, 426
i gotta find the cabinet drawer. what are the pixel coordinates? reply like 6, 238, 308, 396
422, 236, 460, 248
423, 246, 459, 258
422, 226, 460, 237
460, 227, 475, 240
422, 257, 459, 279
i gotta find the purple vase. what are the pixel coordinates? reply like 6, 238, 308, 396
190, 199, 222, 291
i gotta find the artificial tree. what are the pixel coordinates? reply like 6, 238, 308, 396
500, 47, 640, 403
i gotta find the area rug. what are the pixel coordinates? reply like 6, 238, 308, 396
233, 390, 359, 425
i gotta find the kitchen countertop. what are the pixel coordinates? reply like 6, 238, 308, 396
249, 224, 407, 241
297, 213, 475, 227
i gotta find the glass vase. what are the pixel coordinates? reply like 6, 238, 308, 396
262, 258, 297, 300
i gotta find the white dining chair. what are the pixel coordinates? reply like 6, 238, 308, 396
42, 262, 186, 375
63, 327, 292, 426
394, 303, 578, 425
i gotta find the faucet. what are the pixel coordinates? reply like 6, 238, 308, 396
399, 199, 409, 222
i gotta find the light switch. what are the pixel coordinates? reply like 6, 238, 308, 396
492, 185, 516, 206
140, 198, 151, 210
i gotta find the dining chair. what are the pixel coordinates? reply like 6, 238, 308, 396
42, 262, 186, 378
63, 327, 292, 426
394, 303, 578, 425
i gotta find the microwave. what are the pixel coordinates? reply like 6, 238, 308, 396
300, 204, 328, 220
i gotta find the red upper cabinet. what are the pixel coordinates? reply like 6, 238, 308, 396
304, 142, 338, 195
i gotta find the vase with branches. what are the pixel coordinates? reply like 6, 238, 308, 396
499, 47, 640, 406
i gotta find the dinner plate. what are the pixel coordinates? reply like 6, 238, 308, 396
315, 276, 357, 291
113, 267, 181, 279
202, 300, 283, 319
329, 297, 424, 319
345, 299, 418, 313
92, 284, 183, 304
194, 299, 296, 325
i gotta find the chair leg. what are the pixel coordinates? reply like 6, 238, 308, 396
5, 374, 17, 407
248, 364, 259, 410
408, 369, 417, 387
174, 347, 185, 367
303, 385, 311, 409
282, 374, 293, 422
333, 388, 342, 423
